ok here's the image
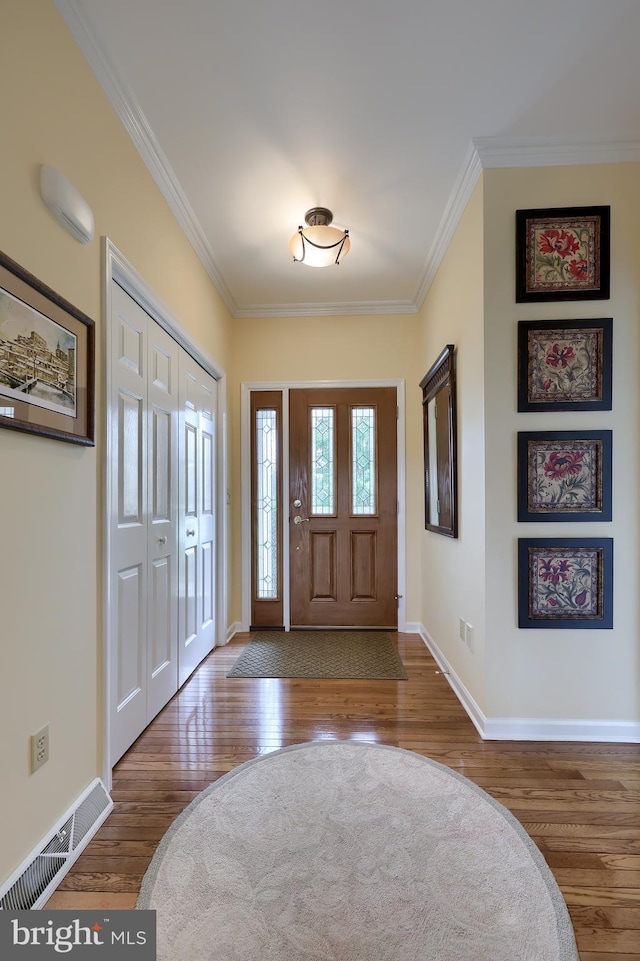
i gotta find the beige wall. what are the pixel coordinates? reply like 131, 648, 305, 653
0, 1, 231, 882
229, 312, 425, 625
483, 165, 640, 721
417, 181, 487, 704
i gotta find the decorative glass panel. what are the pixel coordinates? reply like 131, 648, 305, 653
352, 407, 376, 514
311, 407, 335, 515
256, 409, 278, 599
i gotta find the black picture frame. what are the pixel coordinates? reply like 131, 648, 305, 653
517, 430, 612, 522
518, 537, 613, 629
516, 205, 610, 302
0, 250, 95, 446
517, 318, 612, 412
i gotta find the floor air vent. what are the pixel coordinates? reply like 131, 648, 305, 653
0, 779, 112, 911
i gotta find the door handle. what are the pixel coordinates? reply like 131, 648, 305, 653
293, 515, 310, 525
158, 535, 167, 545
186, 528, 196, 536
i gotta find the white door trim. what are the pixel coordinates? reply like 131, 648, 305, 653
103, 238, 228, 789
241, 379, 407, 633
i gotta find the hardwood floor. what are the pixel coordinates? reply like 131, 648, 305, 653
47, 632, 640, 959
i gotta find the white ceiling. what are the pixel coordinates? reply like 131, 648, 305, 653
55, 0, 640, 317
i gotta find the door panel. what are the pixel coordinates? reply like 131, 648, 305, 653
200, 401, 216, 634
146, 323, 179, 720
351, 531, 377, 600
309, 531, 337, 600
178, 352, 217, 685
149, 556, 171, 678
110, 283, 180, 763
289, 387, 397, 627
116, 564, 144, 711
110, 284, 149, 762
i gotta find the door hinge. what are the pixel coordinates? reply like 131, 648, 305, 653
396, 405, 399, 420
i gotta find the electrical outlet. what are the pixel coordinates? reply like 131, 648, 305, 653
465, 623, 474, 652
458, 618, 466, 642
31, 724, 49, 773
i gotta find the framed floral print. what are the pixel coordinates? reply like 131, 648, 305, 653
517, 430, 612, 522
518, 538, 613, 629
517, 318, 612, 412
516, 205, 610, 302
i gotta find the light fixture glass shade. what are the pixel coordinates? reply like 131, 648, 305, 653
289, 208, 350, 267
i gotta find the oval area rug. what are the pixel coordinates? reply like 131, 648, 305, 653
138, 741, 578, 961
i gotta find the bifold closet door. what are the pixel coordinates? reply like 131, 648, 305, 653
178, 352, 217, 686
109, 282, 180, 763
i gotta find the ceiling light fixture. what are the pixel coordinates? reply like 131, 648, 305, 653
289, 207, 350, 267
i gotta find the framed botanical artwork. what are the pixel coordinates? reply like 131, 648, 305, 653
0, 250, 94, 445
516, 205, 610, 302
518, 538, 613, 629
517, 430, 612, 522
517, 318, 612, 412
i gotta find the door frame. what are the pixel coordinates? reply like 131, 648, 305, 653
241, 379, 407, 632
102, 238, 229, 789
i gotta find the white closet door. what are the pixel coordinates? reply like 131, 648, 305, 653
110, 283, 150, 762
178, 352, 217, 685
146, 323, 180, 720
109, 283, 180, 763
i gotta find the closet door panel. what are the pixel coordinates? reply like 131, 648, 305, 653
146, 324, 180, 720
178, 352, 217, 685
110, 283, 149, 763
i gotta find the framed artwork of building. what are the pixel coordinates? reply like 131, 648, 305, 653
0, 250, 94, 445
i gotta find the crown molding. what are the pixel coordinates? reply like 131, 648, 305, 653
233, 299, 418, 319
474, 134, 640, 169
414, 143, 483, 311
53, 0, 239, 317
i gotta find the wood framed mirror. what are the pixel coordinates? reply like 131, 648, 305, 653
420, 344, 458, 537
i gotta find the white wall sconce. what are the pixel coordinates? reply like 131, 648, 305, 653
39, 165, 95, 244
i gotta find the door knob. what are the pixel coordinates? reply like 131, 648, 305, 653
186, 528, 196, 536
158, 535, 167, 545
293, 515, 310, 525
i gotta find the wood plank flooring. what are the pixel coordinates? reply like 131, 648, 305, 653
47, 633, 640, 959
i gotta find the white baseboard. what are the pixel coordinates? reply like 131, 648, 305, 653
483, 717, 640, 742
225, 621, 242, 644
412, 624, 486, 738
410, 623, 640, 743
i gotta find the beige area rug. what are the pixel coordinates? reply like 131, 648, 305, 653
226, 631, 407, 679
137, 741, 578, 961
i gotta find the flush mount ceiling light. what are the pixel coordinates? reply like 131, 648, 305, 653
289, 207, 350, 267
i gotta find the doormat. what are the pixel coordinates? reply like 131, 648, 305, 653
227, 631, 407, 679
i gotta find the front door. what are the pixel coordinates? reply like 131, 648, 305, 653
289, 387, 398, 627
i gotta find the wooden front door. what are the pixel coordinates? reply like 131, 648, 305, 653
289, 387, 398, 627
